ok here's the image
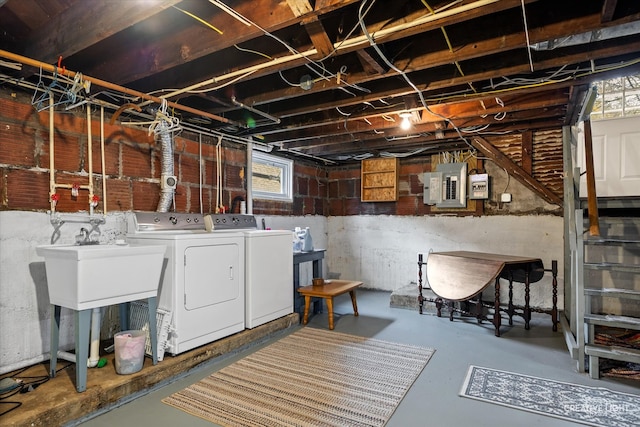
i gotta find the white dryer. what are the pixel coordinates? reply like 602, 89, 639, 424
127, 212, 245, 355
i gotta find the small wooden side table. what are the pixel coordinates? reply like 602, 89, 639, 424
297, 280, 363, 330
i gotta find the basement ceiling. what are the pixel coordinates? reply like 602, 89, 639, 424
1, 0, 640, 164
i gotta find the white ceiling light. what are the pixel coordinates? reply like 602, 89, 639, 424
399, 112, 412, 130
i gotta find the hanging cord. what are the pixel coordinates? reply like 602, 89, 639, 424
0, 362, 72, 416
357, 0, 476, 153
521, 0, 534, 72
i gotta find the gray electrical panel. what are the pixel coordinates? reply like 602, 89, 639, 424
423, 162, 467, 208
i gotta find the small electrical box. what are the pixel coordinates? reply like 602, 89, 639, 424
468, 173, 489, 200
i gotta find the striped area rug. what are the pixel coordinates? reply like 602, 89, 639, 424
163, 327, 434, 426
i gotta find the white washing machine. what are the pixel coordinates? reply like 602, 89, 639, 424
127, 212, 245, 355
205, 214, 293, 329
244, 229, 293, 328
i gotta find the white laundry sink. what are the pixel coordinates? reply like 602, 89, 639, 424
36, 244, 166, 310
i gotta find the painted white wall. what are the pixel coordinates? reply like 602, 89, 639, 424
327, 215, 564, 310
255, 215, 329, 284
0, 210, 129, 374
1, 211, 561, 374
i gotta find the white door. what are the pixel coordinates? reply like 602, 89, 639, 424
579, 116, 640, 197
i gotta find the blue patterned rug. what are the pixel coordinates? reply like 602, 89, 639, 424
460, 366, 640, 427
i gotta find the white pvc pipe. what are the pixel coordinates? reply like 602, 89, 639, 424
56, 350, 77, 364
100, 106, 107, 215
87, 107, 94, 216
88, 307, 101, 368
49, 95, 55, 213
56, 307, 101, 368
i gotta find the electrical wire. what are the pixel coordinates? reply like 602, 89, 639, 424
0, 362, 72, 416
208, 2, 371, 95
173, 5, 223, 34
357, 0, 476, 153
520, 0, 534, 72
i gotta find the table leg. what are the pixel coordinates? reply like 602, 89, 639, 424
50, 305, 61, 378
524, 271, 531, 330
312, 260, 323, 314
119, 303, 129, 331
552, 260, 558, 332
448, 300, 454, 321
302, 296, 311, 325
493, 278, 501, 337
418, 254, 424, 314
326, 297, 334, 330
349, 290, 359, 316
293, 264, 302, 316
508, 273, 514, 326
147, 297, 158, 365
435, 298, 443, 317
75, 309, 91, 393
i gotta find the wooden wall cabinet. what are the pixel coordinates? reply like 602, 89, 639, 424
361, 158, 399, 202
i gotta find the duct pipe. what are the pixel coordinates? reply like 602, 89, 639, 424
156, 121, 175, 212
247, 142, 253, 215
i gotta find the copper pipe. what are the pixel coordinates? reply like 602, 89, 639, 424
0, 49, 240, 127
109, 103, 142, 125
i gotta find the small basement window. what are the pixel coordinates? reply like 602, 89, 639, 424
591, 73, 640, 120
251, 151, 293, 202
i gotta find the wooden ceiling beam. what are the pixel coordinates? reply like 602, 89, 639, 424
301, 16, 335, 59
247, 37, 640, 139
275, 105, 566, 149
254, 87, 569, 140
73, 0, 361, 85
601, 0, 618, 22
298, 118, 564, 156
242, 9, 627, 108
23, 0, 183, 64
471, 136, 562, 205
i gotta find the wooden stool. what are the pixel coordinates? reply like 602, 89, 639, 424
297, 280, 363, 329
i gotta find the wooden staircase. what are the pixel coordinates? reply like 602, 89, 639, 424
579, 207, 640, 379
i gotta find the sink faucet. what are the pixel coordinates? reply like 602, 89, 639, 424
75, 228, 98, 245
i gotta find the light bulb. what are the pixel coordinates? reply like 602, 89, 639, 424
400, 116, 411, 130
399, 112, 412, 130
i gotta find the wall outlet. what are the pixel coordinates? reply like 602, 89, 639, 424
500, 193, 512, 203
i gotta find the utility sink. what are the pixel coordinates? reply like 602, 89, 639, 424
36, 244, 166, 310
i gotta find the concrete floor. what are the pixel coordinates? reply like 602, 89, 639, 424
5, 289, 639, 426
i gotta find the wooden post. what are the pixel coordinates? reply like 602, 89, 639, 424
583, 120, 600, 236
